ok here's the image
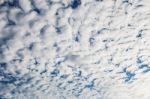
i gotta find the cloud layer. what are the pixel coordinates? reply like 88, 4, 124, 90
0, 0, 150, 99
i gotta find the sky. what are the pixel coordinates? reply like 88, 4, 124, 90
0, 0, 150, 99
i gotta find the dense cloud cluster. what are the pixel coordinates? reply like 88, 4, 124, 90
0, 0, 150, 99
